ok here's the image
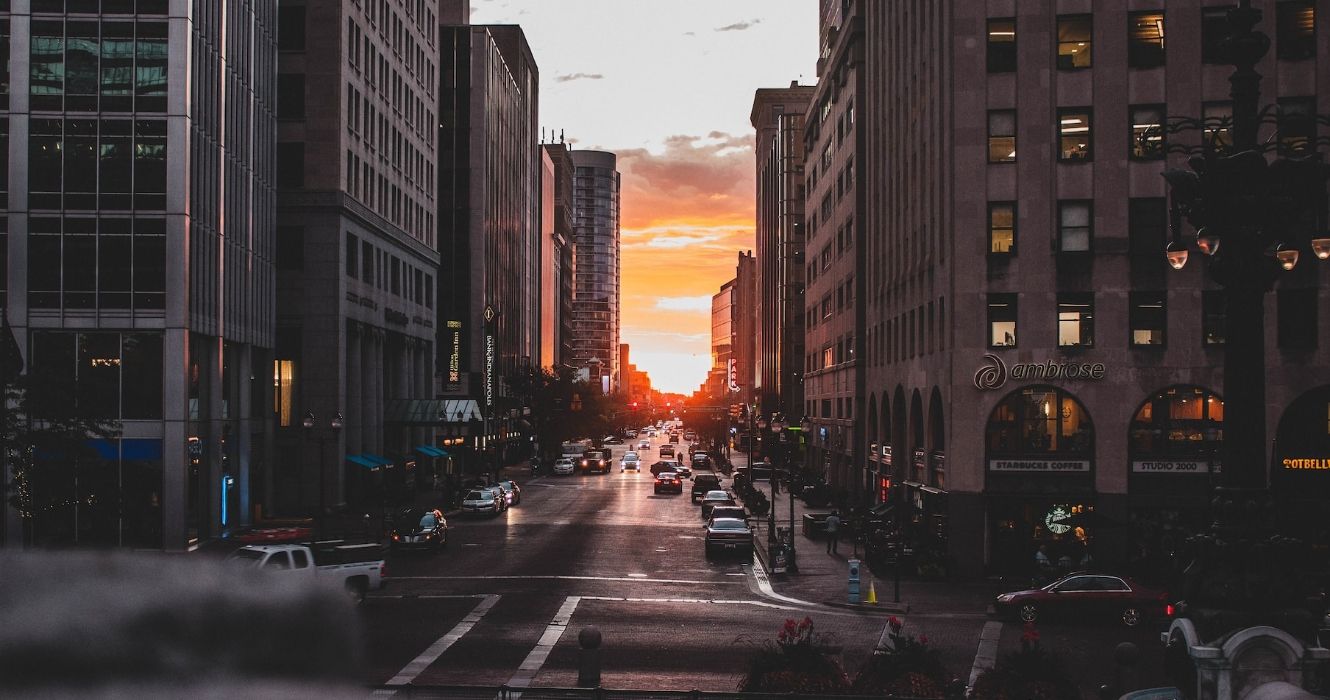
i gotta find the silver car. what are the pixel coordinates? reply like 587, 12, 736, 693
461, 487, 505, 515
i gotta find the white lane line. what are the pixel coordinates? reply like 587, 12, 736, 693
507, 596, 581, 691
968, 620, 1003, 691
580, 594, 803, 610
391, 574, 740, 585
373, 594, 501, 696
746, 559, 819, 607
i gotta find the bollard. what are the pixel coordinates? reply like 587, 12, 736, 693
1114, 641, 1140, 695
848, 558, 861, 603
577, 625, 602, 687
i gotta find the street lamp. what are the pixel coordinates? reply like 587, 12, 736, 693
302, 410, 343, 540
769, 415, 786, 556
1157, 0, 1326, 653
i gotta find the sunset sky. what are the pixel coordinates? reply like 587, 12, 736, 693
469, 0, 819, 395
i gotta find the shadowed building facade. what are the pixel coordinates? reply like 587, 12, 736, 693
569, 149, 620, 393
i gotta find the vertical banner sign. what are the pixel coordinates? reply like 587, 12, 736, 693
728, 359, 738, 392
446, 320, 463, 390
483, 306, 497, 411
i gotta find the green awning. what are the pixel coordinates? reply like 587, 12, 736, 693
345, 454, 380, 470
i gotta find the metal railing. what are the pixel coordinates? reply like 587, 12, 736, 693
370, 685, 933, 700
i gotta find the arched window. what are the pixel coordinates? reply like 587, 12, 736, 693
986, 386, 1094, 456
1129, 386, 1223, 460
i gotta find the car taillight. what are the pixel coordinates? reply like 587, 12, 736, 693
1166, 603, 1175, 617
380, 562, 387, 578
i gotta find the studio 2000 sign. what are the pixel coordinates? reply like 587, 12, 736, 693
973, 353, 1107, 391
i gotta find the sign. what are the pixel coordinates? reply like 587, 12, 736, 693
1282, 457, 1330, 470
727, 359, 739, 392
483, 306, 497, 410
881, 444, 892, 466
973, 353, 1106, 391
1132, 460, 1211, 474
988, 459, 1090, 473
384, 308, 409, 326
1044, 505, 1072, 535
446, 320, 462, 386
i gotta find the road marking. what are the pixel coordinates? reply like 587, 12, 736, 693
968, 620, 1004, 691
626, 573, 648, 578
580, 594, 803, 610
374, 594, 501, 696
391, 574, 741, 585
507, 596, 581, 690
746, 560, 819, 607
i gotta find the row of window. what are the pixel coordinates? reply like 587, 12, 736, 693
809, 215, 855, 281
29, 118, 167, 211
988, 99, 1313, 164
29, 20, 168, 113
987, 198, 1181, 259
27, 216, 166, 310
342, 230, 433, 308
870, 298, 946, 369
808, 275, 855, 329
987, 3, 1315, 74
806, 331, 856, 374
29, 1, 170, 14
806, 396, 853, 422
343, 82, 435, 202
986, 289, 1318, 350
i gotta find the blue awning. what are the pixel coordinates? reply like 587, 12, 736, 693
415, 445, 448, 458
363, 453, 394, 468
345, 454, 379, 470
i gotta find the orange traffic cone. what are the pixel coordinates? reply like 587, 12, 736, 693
865, 580, 878, 605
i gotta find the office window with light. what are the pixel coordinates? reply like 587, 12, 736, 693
1128, 12, 1165, 69
988, 110, 1016, 163
1058, 108, 1092, 161
1056, 15, 1092, 69
988, 18, 1016, 73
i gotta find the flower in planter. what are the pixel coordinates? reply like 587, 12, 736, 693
851, 616, 952, 697
971, 622, 1078, 700
740, 617, 849, 693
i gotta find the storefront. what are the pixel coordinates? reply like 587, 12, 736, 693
1272, 385, 1330, 575
1126, 385, 1222, 584
984, 385, 1096, 577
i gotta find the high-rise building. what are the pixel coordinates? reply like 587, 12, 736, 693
803, 2, 866, 495
275, 1, 440, 518
733, 251, 757, 406
438, 24, 540, 461
751, 84, 814, 419
711, 280, 735, 399
860, 1, 1330, 577
542, 140, 576, 370
569, 150, 621, 392
4, 2, 276, 549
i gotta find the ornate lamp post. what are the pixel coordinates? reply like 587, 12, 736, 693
1157, 0, 1329, 690
302, 410, 343, 540
769, 415, 786, 549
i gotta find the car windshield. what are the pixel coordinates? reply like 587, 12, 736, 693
657, 472, 676, 480
499, 482, 514, 492
704, 490, 729, 500
224, 549, 266, 566
419, 513, 438, 528
464, 491, 484, 500
711, 519, 748, 531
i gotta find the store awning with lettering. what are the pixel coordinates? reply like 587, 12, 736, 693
345, 454, 380, 471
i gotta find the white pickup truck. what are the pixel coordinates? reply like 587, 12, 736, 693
225, 541, 386, 601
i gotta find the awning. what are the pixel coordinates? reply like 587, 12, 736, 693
415, 445, 448, 458
362, 454, 394, 468
345, 454, 380, 470
385, 399, 483, 425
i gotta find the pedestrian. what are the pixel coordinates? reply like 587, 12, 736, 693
1035, 544, 1052, 574
824, 510, 842, 555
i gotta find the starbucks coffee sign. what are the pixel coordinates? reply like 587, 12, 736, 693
988, 459, 1090, 473
973, 353, 1106, 391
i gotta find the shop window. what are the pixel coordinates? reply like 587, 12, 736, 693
1130, 292, 1167, 346
986, 386, 1094, 456
1203, 291, 1226, 346
1277, 288, 1318, 350
1057, 293, 1095, 347
1130, 105, 1165, 160
1058, 201, 1092, 253
1056, 15, 1092, 70
988, 293, 1017, 348
1058, 108, 1092, 161
1203, 101, 1233, 153
988, 18, 1017, 73
1130, 386, 1223, 459
988, 110, 1016, 163
273, 359, 296, 427
1202, 6, 1234, 65
1276, 1, 1315, 61
1128, 198, 1167, 259
1128, 12, 1166, 69
1278, 97, 1315, 156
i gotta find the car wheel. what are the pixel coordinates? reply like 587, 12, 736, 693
1018, 603, 1039, 623
1121, 607, 1142, 627
345, 577, 368, 604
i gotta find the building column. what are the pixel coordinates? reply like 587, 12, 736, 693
236, 344, 253, 527
369, 329, 383, 455
162, 328, 190, 551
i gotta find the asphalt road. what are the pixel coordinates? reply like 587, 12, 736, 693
362, 426, 889, 692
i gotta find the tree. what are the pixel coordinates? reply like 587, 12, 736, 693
506, 367, 615, 461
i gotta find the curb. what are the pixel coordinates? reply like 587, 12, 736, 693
823, 600, 910, 614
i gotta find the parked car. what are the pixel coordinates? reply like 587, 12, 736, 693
389, 508, 448, 552
654, 471, 683, 494
226, 542, 386, 602
603, 436, 624, 445
691, 452, 712, 469
553, 458, 576, 476
707, 505, 748, 524
993, 572, 1170, 627
704, 517, 753, 559
621, 451, 641, 472
691, 474, 722, 502
496, 480, 521, 506
461, 487, 506, 515
700, 490, 737, 520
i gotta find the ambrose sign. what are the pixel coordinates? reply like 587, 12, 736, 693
973, 353, 1105, 391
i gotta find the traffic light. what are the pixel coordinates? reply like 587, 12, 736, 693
631, 401, 639, 410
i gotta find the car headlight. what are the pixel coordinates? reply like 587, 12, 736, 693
996, 594, 1015, 603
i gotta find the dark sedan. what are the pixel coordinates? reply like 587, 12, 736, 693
390, 508, 448, 551
699, 490, 737, 520
654, 471, 683, 494
704, 517, 753, 559
993, 572, 1171, 627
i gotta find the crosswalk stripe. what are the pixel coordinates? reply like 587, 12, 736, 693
506, 596, 581, 692
373, 593, 501, 696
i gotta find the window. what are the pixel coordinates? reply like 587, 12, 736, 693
1130, 292, 1167, 346
1202, 6, 1233, 65
1056, 15, 1092, 69
276, 142, 304, 188
1278, 288, 1318, 350
345, 232, 358, 278
1058, 108, 1092, 161
988, 18, 1017, 73
1203, 290, 1226, 345
986, 387, 1094, 456
1128, 197, 1167, 259
273, 359, 295, 426
1203, 101, 1233, 153
1278, 97, 1315, 155
1128, 12, 1166, 69
988, 293, 1017, 348
1276, 1, 1315, 61
988, 110, 1016, 163
361, 241, 373, 283
1058, 201, 1092, 253
278, 5, 306, 51
989, 202, 1015, 254
1058, 293, 1095, 347
276, 226, 303, 271
424, 275, 433, 309
277, 73, 305, 120
1130, 105, 1165, 160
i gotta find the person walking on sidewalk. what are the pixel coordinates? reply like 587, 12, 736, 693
824, 510, 842, 555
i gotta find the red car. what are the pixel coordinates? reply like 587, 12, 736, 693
993, 572, 1171, 627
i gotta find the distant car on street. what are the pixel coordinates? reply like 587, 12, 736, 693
654, 471, 683, 494
704, 517, 753, 559
603, 435, 624, 445
691, 474, 722, 502
621, 451, 641, 472
993, 572, 1170, 627
461, 487, 506, 516
553, 458, 576, 475
691, 452, 711, 469
390, 508, 448, 552
659, 444, 676, 459
700, 490, 737, 520
669, 433, 680, 443
638, 440, 651, 451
